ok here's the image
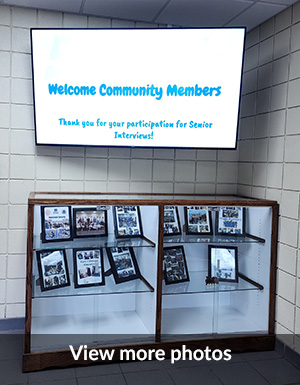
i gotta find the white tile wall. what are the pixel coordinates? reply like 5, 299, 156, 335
266, 163, 283, 188
7, 255, 26, 279
255, 113, 270, 138
8, 205, 27, 230
12, 7, 36, 28
258, 63, 272, 89
174, 161, 196, 182
277, 269, 296, 303
274, 28, 290, 60
276, 296, 295, 332
269, 110, 285, 137
277, 243, 297, 275
0, 256, 6, 280
237, 1, 300, 351
281, 190, 299, 219
131, 159, 152, 181
268, 137, 284, 162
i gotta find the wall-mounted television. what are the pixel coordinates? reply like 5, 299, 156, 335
30, 28, 245, 149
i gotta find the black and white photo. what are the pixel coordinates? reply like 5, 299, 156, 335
163, 246, 189, 285
164, 206, 181, 236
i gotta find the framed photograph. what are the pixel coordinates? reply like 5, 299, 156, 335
36, 249, 70, 292
73, 248, 105, 288
41, 206, 72, 243
106, 247, 141, 284
113, 206, 143, 238
164, 206, 181, 236
163, 246, 189, 285
73, 207, 108, 238
184, 206, 213, 235
216, 206, 245, 235
208, 245, 238, 282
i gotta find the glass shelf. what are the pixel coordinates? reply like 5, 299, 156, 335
162, 271, 261, 295
32, 273, 153, 299
33, 234, 155, 251
163, 234, 264, 245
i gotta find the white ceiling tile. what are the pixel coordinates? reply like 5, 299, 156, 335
3, 0, 82, 14
2, 0, 298, 31
258, 0, 297, 4
155, 0, 254, 27
227, 2, 286, 30
83, 0, 169, 22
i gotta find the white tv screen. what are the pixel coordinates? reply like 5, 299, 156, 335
30, 28, 245, 149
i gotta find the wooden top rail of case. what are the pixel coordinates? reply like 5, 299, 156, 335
28, 191, 279, 208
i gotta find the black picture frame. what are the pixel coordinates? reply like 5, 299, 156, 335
184, 206, 213, 235
164, 206, 182, 236
113, 206, 143, 238
73, 248, 105, 288
73, 207, 108, 239
106, 246, 141, 284
163, 245, 190, 285
216, 207, 245, 236
41, 206, 72, 243
208, 245, 238, 282
36, 249, 70, 292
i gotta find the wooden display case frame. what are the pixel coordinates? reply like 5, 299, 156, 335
23, 192, 279, 372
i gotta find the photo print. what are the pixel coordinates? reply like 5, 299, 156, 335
106, 246, 141, 284
36, 249, 70, 292
164, 206, 181, 236
216, 206, 245, 235
41, 206, 72, 242
113, 206, 143, 238
208, 245, 238, 282
73, 207, 108, 238
163, 246, 189, 285
73, 248, 105, 288
184, 206, 213, 235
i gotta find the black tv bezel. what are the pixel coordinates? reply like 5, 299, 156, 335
30, 27, 246, 151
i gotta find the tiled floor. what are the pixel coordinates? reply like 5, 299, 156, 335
1, 335, 300, 385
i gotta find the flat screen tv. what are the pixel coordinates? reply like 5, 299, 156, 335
30, 28, 245, 149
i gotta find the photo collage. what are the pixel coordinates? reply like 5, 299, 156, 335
37, 205, 144, 291
162, 206, 243, 285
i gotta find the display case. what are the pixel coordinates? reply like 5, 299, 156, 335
23, 192, 278, 372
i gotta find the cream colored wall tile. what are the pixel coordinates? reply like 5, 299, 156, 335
85, 158, 108, 181
175, 161, 196, 182
12, 6, 37, 27
6, 303, 25, 318
281, 191, 299, 219
280, 217, 298, 247
131, 159, 152, 181
277, 243, 297, 275
276, 296, 295, 331
153, 160, 174, 181
6, 278, 26, 303
7, 254, 26, 279
277, 269, 296, 303
8, 205, 27, 229
108, 158, 130, 181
